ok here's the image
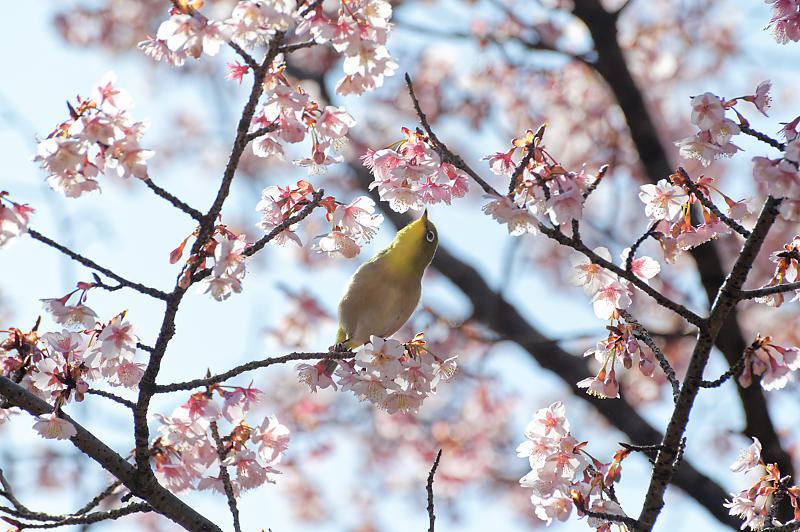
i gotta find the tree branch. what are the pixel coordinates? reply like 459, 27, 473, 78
426, 449, 442, 532
27, 229, 169, 301
154, 351, 354, 393
0, 376, 221, 531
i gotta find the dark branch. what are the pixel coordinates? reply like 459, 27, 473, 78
736, 281, 800, 299
405, 73, 501, 197
426, 449, 442, 532
27, 229, 169, 301
677, 168, 750, 238
739, 124, 786, 151
142, 178, 204, 221
154, 351, 354, 393
210, 421, 241, 532
85, 389, 136, 409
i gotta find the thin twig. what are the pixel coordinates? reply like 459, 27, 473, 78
507, 139, 538, 196
740, 124, 786, 151
405, 74, 501, 197
154, 351, 354, 393
27, 230, 169, 301
142, 179, 204, 221
577, 503, 639, 528
583, 164, 609, 199
210, 421, 241, 532
278, 40, 316, 53
244, 189, 325, 257
74, 481, 123, 515
426, 449, 442, 532
677, 168, 750, 238
132, 32, 288, 484
85, 389, 136, 409
736, 281, 800, 299
540, 226, 706, 327
2, 503, 151, 529
227, 41, 259, 70
625, 220, 660, 272
244, 123, 279, 143
698, 355, 746, 388
620, 310, 681, 399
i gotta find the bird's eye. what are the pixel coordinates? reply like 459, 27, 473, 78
426, 230, 435, 243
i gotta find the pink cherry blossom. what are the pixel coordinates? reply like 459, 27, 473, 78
566, 248, 616, 295
33, 413, 77, 440
98, 320, 138, 358
690, 92, 724, 130
482, 194, 539, 236
638, 179, 689, 222
590, 279, 632, 320
730, 437, 762, 473
312, 231, 361, 258
40, 299, 98, 329
619, 248, 661, 281
250, 415, 291, 464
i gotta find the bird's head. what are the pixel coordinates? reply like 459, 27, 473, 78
390, 209, 438, 275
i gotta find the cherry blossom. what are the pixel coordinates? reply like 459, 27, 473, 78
730, 438, 763, 473
482, 194, 539, 236
765, 0, 800, 43
0, 197, 33, 248
40, 298, 98, 329
619, 248, 661, 282
364, 130, 470, 213
32, 413, 77, 440
738, 335, 800, 391
638, 179, 689, 222
33, 75, 154, 197
566, 248, 616, 295
251, 415, 290, 464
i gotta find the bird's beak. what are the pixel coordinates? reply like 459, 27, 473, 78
421, 209, 428, 221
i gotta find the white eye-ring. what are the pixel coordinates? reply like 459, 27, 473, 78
426, 230, 435, 243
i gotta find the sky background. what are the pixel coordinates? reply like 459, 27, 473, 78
1, 1, 799, 530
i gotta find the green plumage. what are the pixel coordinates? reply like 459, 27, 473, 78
335, 211, 438, 349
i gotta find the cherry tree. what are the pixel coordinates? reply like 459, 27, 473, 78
2, 0, 800, 531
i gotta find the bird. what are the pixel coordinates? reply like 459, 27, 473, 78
333, 210, 438, 353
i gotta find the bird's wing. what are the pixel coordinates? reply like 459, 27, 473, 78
338, 261, 422, 347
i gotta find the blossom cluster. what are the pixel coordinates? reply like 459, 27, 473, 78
640, 174, 749, 262
0, 291, 143, 440
312, 196, 384, 258
142, 0, 397, 96
142, 1, 387, 177
725, 437, 800, 530
249, 77, 357, 176
765, 0, 800, 44
481, 128, 596, 235
32, 73, 154, 198
567, 247, 651, 321
675, 82, 800, 222
171, 225, 251, 301
676, 91, 744, 167
296, 335, 457, 414
362, 128, 469, 214
577, 319, 657, 399
298, 0, 397, 95
0, 193, 33, 248
755, 235, 800, 307
152, 386, 291, 497
737, 335, 800, 391
753, 137, 800, 221
517, 402, 627, 528
255, 179, 384, 258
